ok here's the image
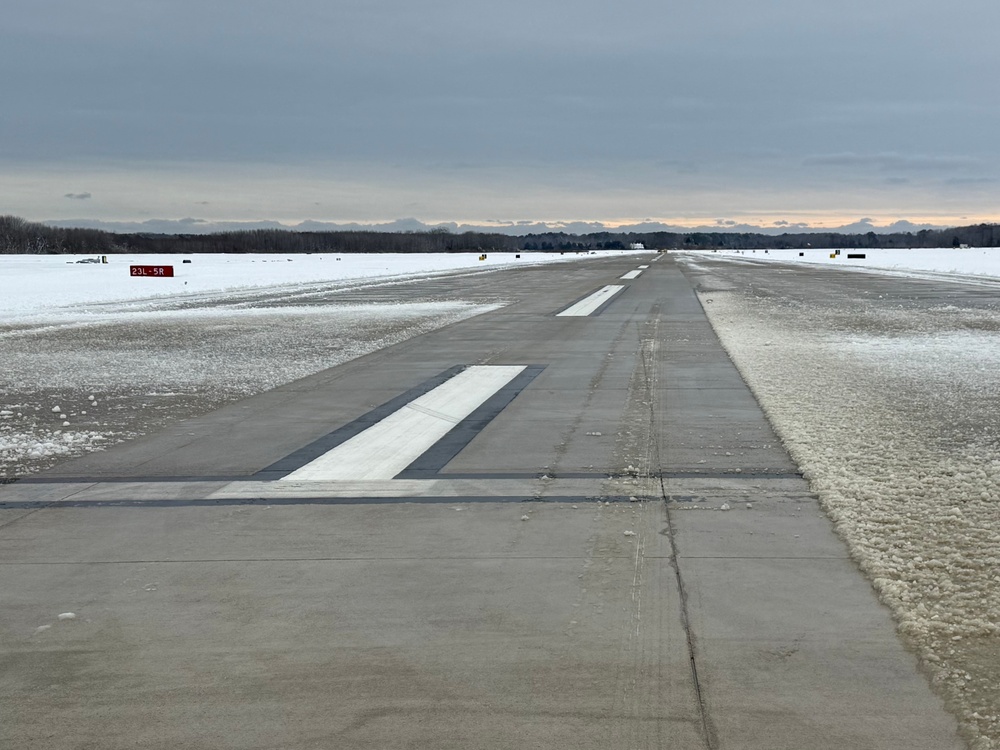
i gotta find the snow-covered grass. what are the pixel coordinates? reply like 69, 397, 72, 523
0, 251, 630, 322
0, 250, 638, 477
681, 252, 1000, 750
685, 246, 1000, 281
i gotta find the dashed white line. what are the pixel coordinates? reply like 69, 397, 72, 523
557, 285, 625, 316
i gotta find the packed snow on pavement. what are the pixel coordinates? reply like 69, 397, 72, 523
678, 249, 1000, 750
0, 251, 631, 478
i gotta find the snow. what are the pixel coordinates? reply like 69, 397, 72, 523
683, 251, 1000, 748
681, 246, 1000, 282
0, 251, 635, 322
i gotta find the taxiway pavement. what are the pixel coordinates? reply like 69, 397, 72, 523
0, 254, 963, 749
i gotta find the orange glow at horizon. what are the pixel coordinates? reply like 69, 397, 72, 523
523, 213, 1000, 230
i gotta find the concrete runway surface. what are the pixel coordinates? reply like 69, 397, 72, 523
0, 254, 964, 749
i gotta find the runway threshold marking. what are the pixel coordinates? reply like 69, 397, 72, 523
280, 366, 526, 481
556, 285, 625, 316
620, 270, 643, 279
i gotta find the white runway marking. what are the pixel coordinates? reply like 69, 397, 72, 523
557, 285, 625, 316
620, 270, 642, 279
638, 265, 649, 269
281, 365, 526, 481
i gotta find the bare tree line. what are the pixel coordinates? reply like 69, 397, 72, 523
1, 214, 997, 255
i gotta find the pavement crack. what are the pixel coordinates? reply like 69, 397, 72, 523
0, 504, 51, 530
659, 410, 718, 746
0, 482, 96, 531
641, 310, 717, 748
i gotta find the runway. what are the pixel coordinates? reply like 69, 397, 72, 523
0, 254, 963, 749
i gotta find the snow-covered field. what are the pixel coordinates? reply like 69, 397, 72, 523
678, 249, 1000, 749
703, 246, 1000, 281
0, 251, 604, 323
0, 251, 629, 477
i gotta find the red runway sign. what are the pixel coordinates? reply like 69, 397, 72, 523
130, 265, 174, 277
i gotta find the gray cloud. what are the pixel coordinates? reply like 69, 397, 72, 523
2, 0, 999, 224
945, 177, 996, 186
803, 153, 982, 172
63, 192, 91, 200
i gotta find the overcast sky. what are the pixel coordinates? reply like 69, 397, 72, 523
3, 0, 999, 230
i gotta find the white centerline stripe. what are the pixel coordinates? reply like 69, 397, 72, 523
620, 270, 642, 279
281, 365, 526, 481
557, 285, 625, 316
638, 265, 650, 269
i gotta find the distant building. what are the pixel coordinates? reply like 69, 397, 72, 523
629, 243, 645, 250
